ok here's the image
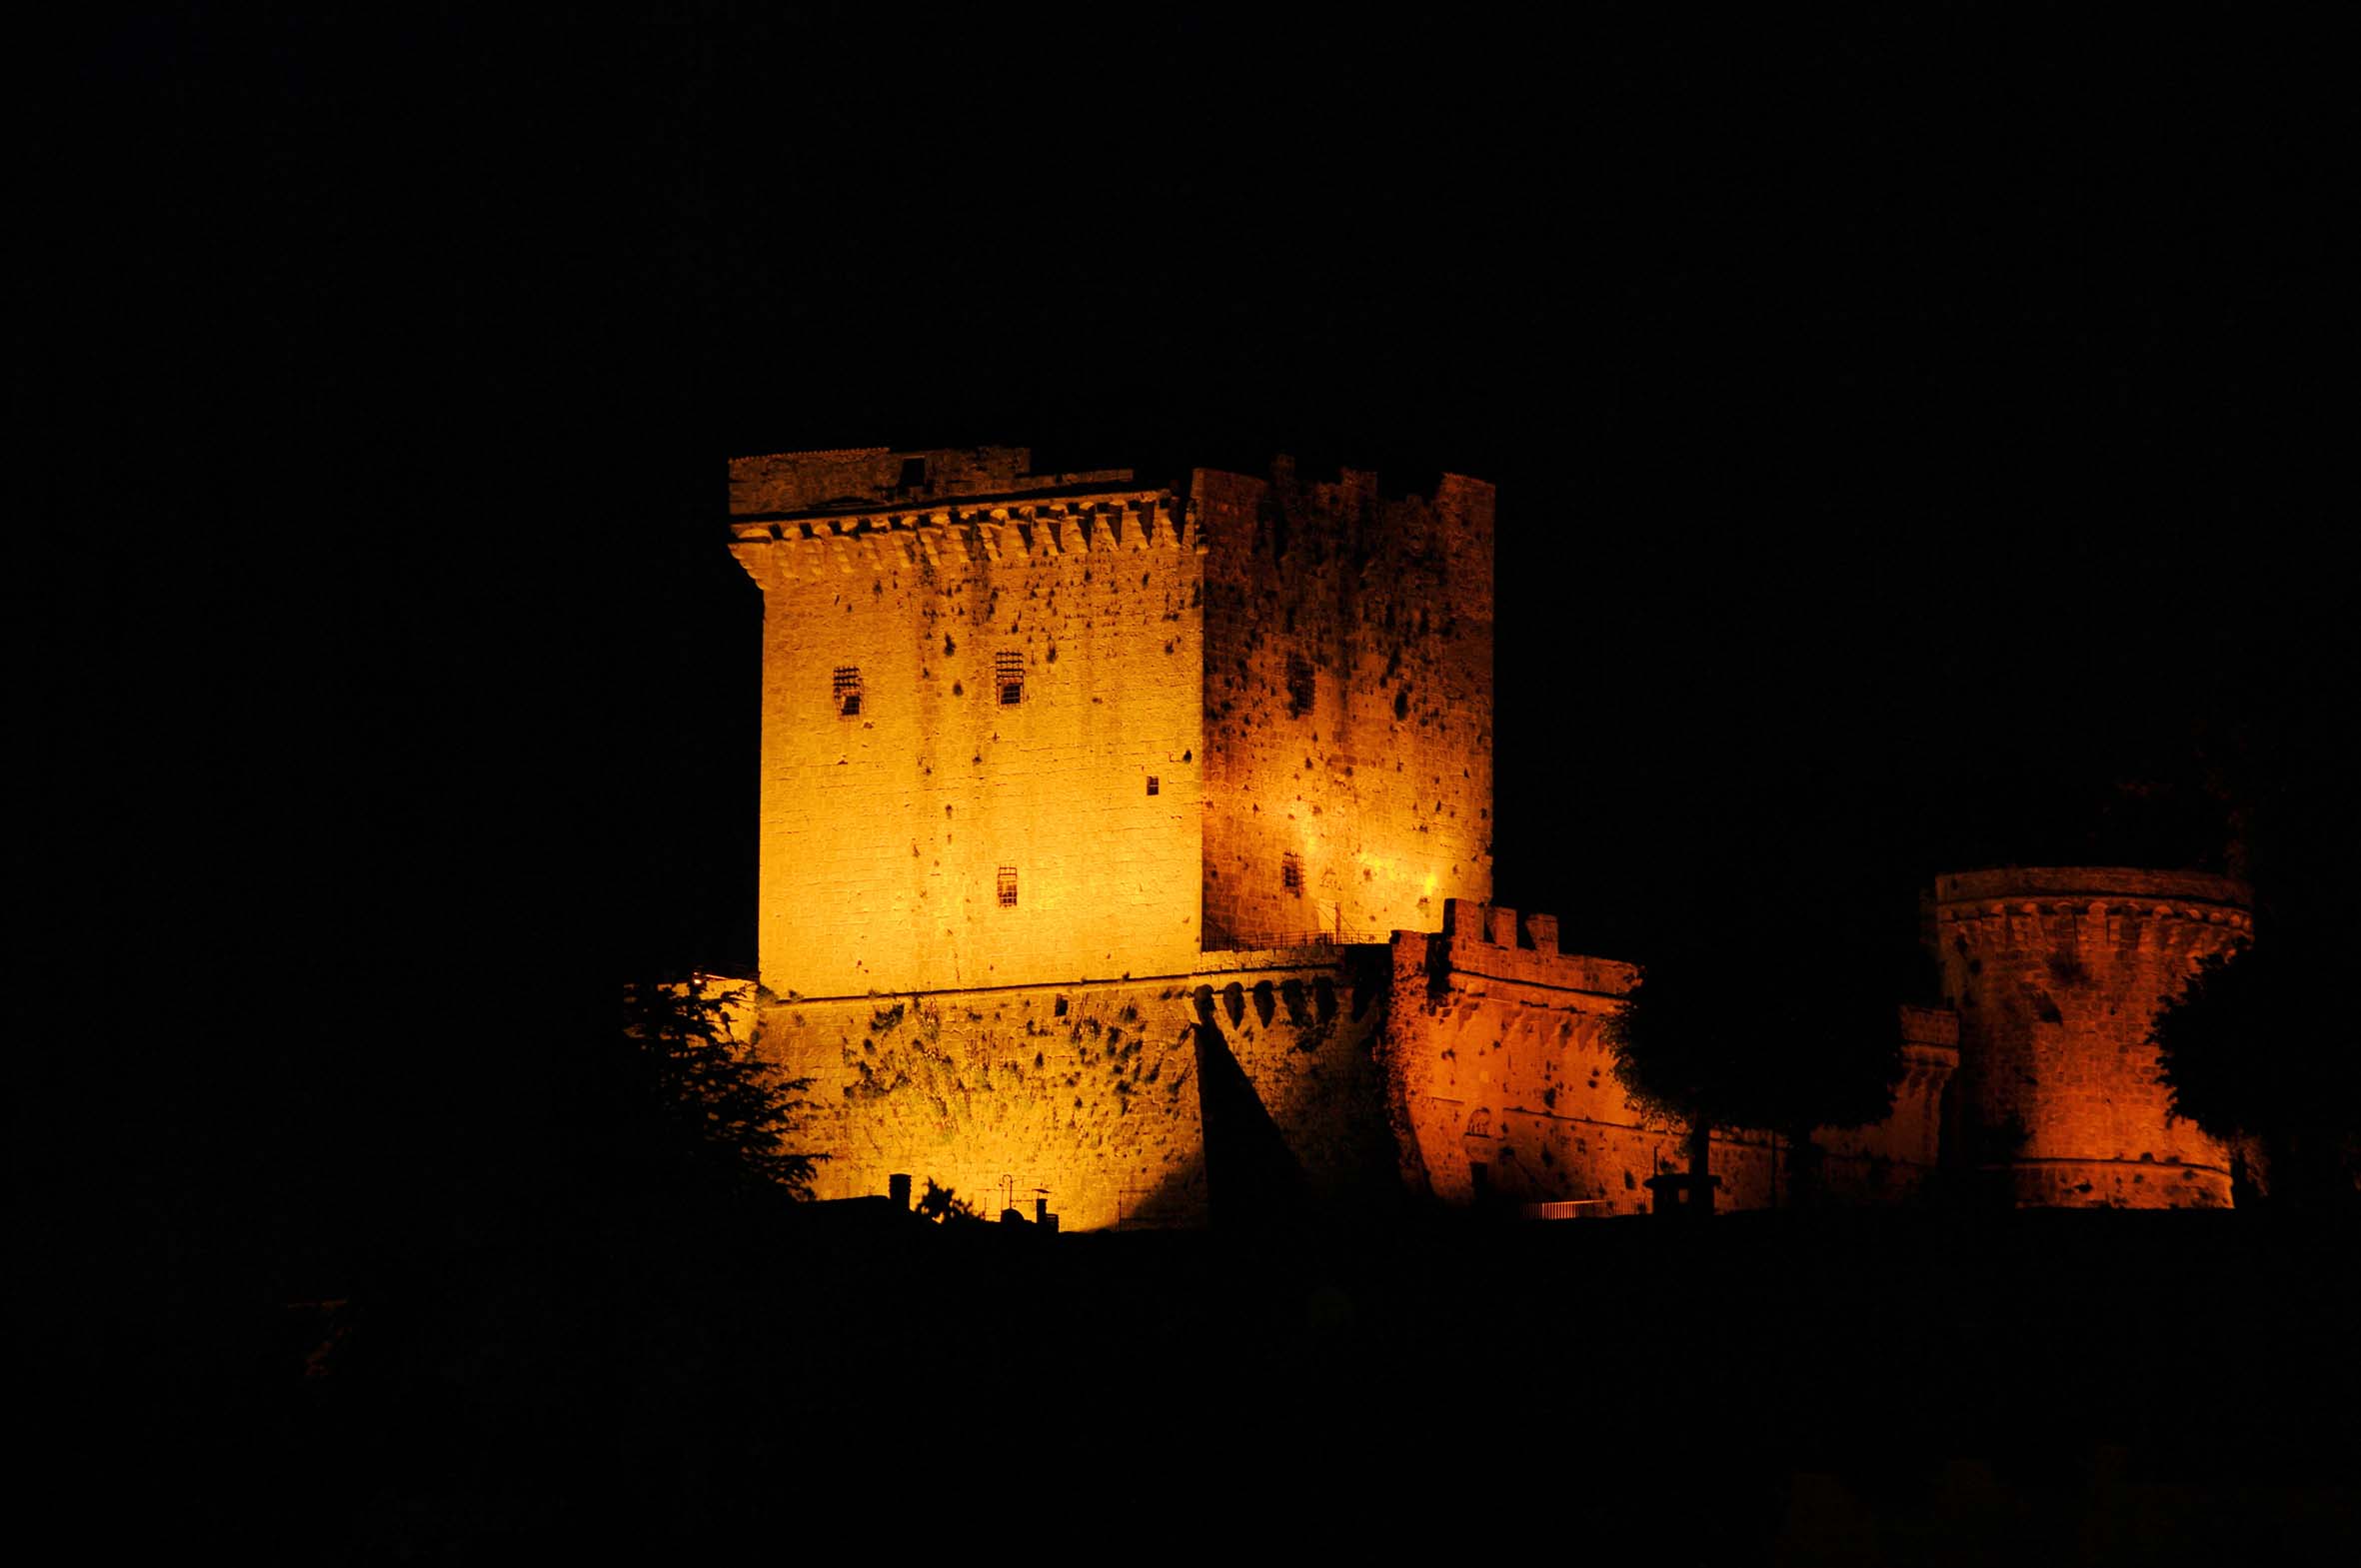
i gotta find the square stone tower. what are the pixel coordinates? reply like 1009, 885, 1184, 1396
727, 448, 1205, 996
726, 447, 1497, 999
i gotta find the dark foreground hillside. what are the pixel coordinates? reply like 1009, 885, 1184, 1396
110, 1206, 2361, 1560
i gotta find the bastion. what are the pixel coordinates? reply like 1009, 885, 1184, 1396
1932, 866, 2251, 1208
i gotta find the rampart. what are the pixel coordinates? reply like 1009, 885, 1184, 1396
1387, 900, 1747, 1214
1387, 901, 1956, 1213
748, 941, 1392, 1230
729, 484, 1203, 997
1932, 866, 2250, 1208
1196, 462, 1494, 949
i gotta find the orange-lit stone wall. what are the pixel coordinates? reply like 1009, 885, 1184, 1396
1933, 866, 2249, 1208
728, 484, 1204, 997
1386, 901, 1958, 1213
747, 944, 1390, 1230
1196, 463, 1494, 948
751, 980, 1208, 1229
1385, 900, 1760, 1214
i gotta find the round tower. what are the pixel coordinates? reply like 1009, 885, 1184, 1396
1931, 866, 2251, 1208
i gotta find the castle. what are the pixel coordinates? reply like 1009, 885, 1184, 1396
719, 446, 2249, 1226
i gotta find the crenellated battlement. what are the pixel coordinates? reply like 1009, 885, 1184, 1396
1427, 898, 1638, 997
1189, 463, 1496, 558
1933, 865, 2253, 926
1199, 461, 1495, 951
728, 489, 1194, 585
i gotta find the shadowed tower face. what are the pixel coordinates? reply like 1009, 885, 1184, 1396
727, 448, 1204, 997
1194, 461, 1495, 947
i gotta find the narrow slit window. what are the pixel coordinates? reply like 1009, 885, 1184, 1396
1147, 776, 1161, 796
997, 652, 1025, 705
1280, 850, 1302, 894
1286, 655, 1314, 717
997, 865, 1019, 907
833, 666, 863, 717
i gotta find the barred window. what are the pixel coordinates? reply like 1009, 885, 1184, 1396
1147, 777, 1160, 796
997, 865, 1019, 907
997, 652, 1025, 705
1281, 850, 1302, 894
833, 666, 863, 717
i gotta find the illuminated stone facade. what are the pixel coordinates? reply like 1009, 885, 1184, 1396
1933, 866, 2251, 1208
720, 446, 2232, 1223
1385, 902, 1959, 1215
728, 460, 1200, 996
1196, 462, 1493, 947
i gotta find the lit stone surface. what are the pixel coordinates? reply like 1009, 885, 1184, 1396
713, 448, 2190, 1226
730, 480, 1203, 997
1196, 464, 1495, 947
749, 947, 1391, 1230
1933, 866, 2250, 1208
1385, 901, 1954, 1214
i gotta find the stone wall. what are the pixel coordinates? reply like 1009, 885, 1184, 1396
1932, 866, 2250, 1208
748, 945, 1390, 1231
1386, 901, 1957, 1215
1386, 900, 1743, 1215
1187, 943, 1398, 1220
729, 486, 1203, 997
734, 897, 1958, 1228
1196, 462, 1494, 949
752, 979, 1207, 1229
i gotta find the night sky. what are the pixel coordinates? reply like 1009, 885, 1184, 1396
28, 6, 2353, 1267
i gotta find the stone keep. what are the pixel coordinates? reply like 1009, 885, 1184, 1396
725, 447, 1494, 1001
721, 447, 1493, 1226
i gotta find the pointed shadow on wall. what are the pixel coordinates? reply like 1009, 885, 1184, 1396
1124, 1149, 1209, 1230
1190, 1004, 1306, 1227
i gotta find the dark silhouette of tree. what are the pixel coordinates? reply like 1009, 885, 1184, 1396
1604, 943, 1739, 1211
2151, 937, 2360, 1208
1606, 906, 1909, 1212
913, 1178, 981, 1223
598, 973, 824, 1203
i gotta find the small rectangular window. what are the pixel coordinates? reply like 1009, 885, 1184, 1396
997, 651, 1025, 705
1147, 777, 1160, 796
1286, 654, 1314, 717
1281, 850, 1302, 894
833, 666, 863, 717
997, 865, 1019, 907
